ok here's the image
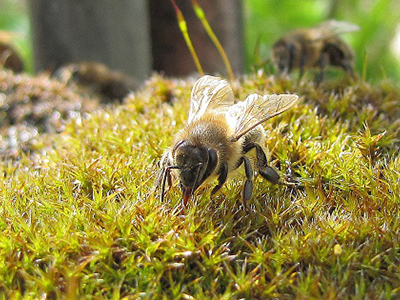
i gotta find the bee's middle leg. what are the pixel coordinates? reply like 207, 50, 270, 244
243, 142, 280, 184
316, 52, 328, 85
236, 156, 254, 207
211, 162, 228, 196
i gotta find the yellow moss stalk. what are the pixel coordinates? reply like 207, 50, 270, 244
190, 0, 235, 83
170, 0, 204, 76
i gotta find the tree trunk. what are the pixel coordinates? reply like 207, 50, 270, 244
149, 0, 244, 77
28, 0, 152, 80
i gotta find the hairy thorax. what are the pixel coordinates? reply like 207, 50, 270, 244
175, 113, 243, 172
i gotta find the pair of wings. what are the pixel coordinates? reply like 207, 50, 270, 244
188, 75, 299, 142
318, 20, 360, 34
312, 20, 360, 41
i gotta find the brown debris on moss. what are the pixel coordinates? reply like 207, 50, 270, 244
0, 41, 24, 73
0, 69, 101, 157
55, 62, 138, 103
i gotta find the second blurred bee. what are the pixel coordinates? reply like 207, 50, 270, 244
271, 20, 359, 83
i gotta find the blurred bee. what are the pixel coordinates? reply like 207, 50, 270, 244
55, 62, 138, 102
271, 20, 359, 83
156, 75, 299, 208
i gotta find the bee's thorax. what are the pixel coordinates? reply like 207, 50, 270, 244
175, 114, 243, 174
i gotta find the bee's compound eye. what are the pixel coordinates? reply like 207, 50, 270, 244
173, 140, 189, 153
208, 149, 217, 167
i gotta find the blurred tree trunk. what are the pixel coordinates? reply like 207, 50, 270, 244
28, 0, 151, 80
149, 0, 244, 77
28, 0, 243, 80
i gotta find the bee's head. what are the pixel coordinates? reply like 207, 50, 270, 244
272, 42, 293, 73
172, 140, 217, 202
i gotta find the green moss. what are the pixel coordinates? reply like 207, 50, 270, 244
1, 72, 400, 299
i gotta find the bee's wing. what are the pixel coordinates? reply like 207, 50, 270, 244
228, 93, 299, 142
188, 75, 234, 124
317, 20, 360, 36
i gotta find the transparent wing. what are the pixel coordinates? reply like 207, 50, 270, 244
228, 93, 299, 142
317, 20, 360, 37
306, 20, 360, 43
188, 75, 234, 124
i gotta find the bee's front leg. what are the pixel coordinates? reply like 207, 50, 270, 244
160, 167, 173, 202
155, 155, 175, 202
286, 43, 296, 75
243, 142, 280, 184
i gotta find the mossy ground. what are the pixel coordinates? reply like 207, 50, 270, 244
1, 71, 400, 299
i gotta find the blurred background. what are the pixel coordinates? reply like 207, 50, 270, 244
1, 0, 400, 82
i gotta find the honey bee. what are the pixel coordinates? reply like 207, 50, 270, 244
156, 75, 299, 207
271, 20, 359, 82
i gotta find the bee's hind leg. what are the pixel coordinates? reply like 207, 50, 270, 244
341, 60, 356, 80
243, 142, 280, 184
260, 165, 280, 184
